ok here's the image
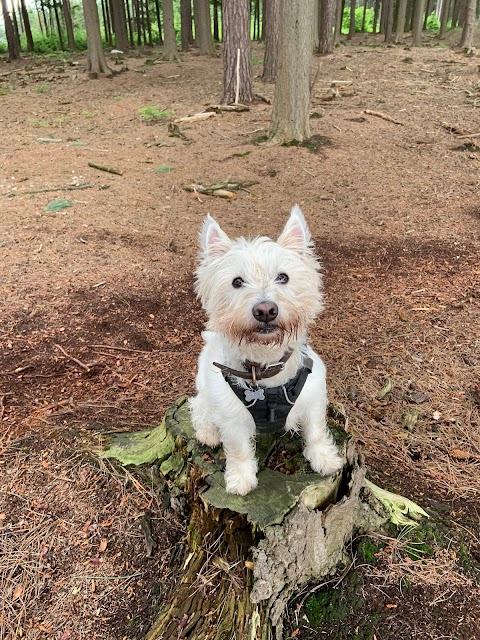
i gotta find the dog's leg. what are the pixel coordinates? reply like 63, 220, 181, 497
221, 420, 258, 495
189, 395, 221, 448
301, 398, 343, 476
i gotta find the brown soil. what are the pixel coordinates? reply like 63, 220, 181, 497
1, 32, 480, 640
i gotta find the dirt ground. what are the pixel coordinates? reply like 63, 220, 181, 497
1, 30, 480, 640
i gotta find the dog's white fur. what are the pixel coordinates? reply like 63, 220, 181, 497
189, 205, 343, 495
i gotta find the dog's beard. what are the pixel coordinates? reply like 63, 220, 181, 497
208, 317, 302, 346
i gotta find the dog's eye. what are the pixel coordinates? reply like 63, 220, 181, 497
275, 273, 289, 284
232, 277, 245, 288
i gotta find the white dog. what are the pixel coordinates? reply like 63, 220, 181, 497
189, 205, 343, 495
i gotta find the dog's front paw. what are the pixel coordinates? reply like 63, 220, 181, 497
194, 424, 221, 448
304, 442, 343, 476
225, 461, 258, 496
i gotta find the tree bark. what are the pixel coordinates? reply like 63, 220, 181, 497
423, 0, 433, 29
193, 0, 215, 54
82, 0, 113, 77
111, 0, 129, 50
373, 0, 380, 33
459, 0, 476, 50
53, 0, 66, 50
262, 0, 280, 82
334, 0, 343, 44
1, 0, 20, 60
395, 0, 408, 43
162, 0, 180, 60
384, 0, 394, 42
213, 0, 220, 41
439, 0, 451, 38
269, 0, 315, 145
347, 0, 355, 39
412, 0, 426, 45
62, 0, 76, 50
451, 0, 462, 28
318, 0, 335, 54
154, 0, 163, 44
361, 0, 368, 31
20, 0, 34, 51
221, 0, 253, 104
180, 0, 193, 50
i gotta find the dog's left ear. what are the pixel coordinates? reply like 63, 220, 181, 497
277, 205, 312, 252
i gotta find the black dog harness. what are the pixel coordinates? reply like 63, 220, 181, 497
213, 355, 313, 434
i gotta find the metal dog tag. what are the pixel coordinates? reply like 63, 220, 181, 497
244, 387, 265, 402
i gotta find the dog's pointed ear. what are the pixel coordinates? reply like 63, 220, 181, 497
200, 214, 232, 255
277, 205, 312, 252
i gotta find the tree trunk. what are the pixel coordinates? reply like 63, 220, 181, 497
254, 0, 260, 40
262, 0, 280, 82
318, 0, 335, 54
162, 0, 180, 60
384, 0, 394, 42
111, 0, 129, 50
269, 0, 315, 145
125, 0, 134, 46
347, 0, 355, 39
133, 0, 141, 45
145, 0, 153, 45
312, 0, 320, 51
395, 0, 408, 43
334, 0, 343, 44
100, 399, 427, 640
451, 0, 462, 28
193, 0, 215, 54
180, 0, 193, 50
82, 0, 113, 77
20, 0, 34, 51
1, 0, 20, 60
154, 0, 163, 44
53, 0, 66, 50
412, 0, 426, 45
373, 0, 380, 33
213, 0, 220, 41
62, 0, 76, 50
221, 0, 253, 104
101, 0, 112, 47
423, 0, 433, 29
459, 0, 476, 50
360, 0, 367, 31
439, 0, 451, 38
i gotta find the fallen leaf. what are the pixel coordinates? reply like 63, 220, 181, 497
432, 410, 442, 420
450, 448, 475, 461
60, 630, 72, 640
98, 538, 108, 553
377, 378, 393, 400
90, 579, 96, 593
12, 585, 23, 601
244, 560, 254, 570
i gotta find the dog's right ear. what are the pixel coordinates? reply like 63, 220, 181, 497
200, 214, 232, 255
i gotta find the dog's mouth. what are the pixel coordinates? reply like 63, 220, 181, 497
255, 324, 279, 335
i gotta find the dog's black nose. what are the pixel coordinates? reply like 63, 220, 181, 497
252, 301, 278, 323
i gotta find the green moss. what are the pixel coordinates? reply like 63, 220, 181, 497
357, 538, 382, 564
304, 589, 349, 627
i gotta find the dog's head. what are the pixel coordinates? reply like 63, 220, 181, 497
195, 205, 324, 346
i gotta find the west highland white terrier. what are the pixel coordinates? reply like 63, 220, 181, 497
189, 205, 343, 496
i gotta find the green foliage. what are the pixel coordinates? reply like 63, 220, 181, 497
342, 7, 376, 34
426, 13, 441, 31
0, 87, 11, 96
44, 199, 74, 212
154, 165, 172, 174
139, 106, 175, 121
34, 84, 50, 94
357, 538, 383, 564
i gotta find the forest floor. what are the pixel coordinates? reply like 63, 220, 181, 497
1, 30, 480, 640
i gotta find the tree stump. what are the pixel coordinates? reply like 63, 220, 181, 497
101, 399, 426, 640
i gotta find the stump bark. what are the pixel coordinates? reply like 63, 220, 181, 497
100, 399, 425, 640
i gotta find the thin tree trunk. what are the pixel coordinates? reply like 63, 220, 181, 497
313, 0, 320, 51
41, 0, 50, 35
53, 0, 65, 49
347, 0, 355, 39
11, 0, 21, 51
180, 0, 193, 49
269, 0, 315, 144
459, 0, 476, 49
35, 0, 44, 36
101, 0, 112, 47
82, 0, 112, 76
451, 0, 462, 28
1, 0, 20, 59
262, 0, 280, 81
213, 0, 220, 41
145, 0, 153, 45
412, 0, 426, 45
126, 0, 134, 46
395, 0, 408, 42
221, 0, 253, 104
439, 0, 451, 38
193, 0, 214, 54
154, 0, 163, 44
423, 0, 433, 29
20, 0, 34, 51
162, 0, 180, 60
384, 0, 393, 41
373, 0, 380, 33
360, 0, 367, 31
334, 0, 343, 43
318, 0, 335, 53
111, 0, 129, 50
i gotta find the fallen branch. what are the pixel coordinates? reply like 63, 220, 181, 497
183, 179, 258, 199
0, 393, 13, 421
173, 112, 216, 124
4, 183, 95, 197
458, 131, 480, 140
53, 343, 102, 372
88, 162, 123, 175
364, 109, 404, 125
206, 104, 250, 113
167, 123, 191, 141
